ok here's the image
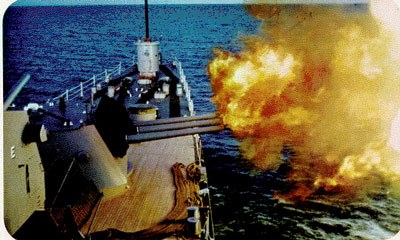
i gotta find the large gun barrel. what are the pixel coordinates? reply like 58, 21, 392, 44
134, 113, 218, 126
4, 74, 30, 110
137, 118, 222, 133
128, 114, 224, 143
127, 125, 224, 143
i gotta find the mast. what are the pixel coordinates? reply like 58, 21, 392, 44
135, 0, 160, 79
145, 0, 150, 41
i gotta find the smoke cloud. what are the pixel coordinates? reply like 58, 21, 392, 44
208, 1, 400, 202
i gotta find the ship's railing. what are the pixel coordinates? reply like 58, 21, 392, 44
48, 56, 195, 116
48, 56, 135, 104
193, 133, 216, 240
174, 57, 195, 116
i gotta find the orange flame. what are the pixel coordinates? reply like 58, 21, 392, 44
208, 3, 400, 202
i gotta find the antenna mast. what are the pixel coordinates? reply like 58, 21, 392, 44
145, 0, 150, 41
136, 0, 159, 78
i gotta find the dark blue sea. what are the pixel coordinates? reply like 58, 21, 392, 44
3, 4, 400, 240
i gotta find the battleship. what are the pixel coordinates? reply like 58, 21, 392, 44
3, 1, 223, 239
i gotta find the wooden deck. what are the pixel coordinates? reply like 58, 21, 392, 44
81, 135, 196, 234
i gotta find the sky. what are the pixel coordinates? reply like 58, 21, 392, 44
10, 0, 244, 6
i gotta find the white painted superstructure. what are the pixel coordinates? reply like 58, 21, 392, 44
135, 40, 160, 77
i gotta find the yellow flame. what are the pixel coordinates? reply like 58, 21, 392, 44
208, 3, 400, 201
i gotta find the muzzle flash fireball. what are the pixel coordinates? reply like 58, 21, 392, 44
208, 1, 400, 202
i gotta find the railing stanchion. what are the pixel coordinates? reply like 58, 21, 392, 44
105, 69, 108, 83
80, 81, 84, 98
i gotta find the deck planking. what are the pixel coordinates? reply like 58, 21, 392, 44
82, 135, 196, 234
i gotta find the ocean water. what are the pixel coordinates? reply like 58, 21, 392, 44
3, 4, 400, 240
